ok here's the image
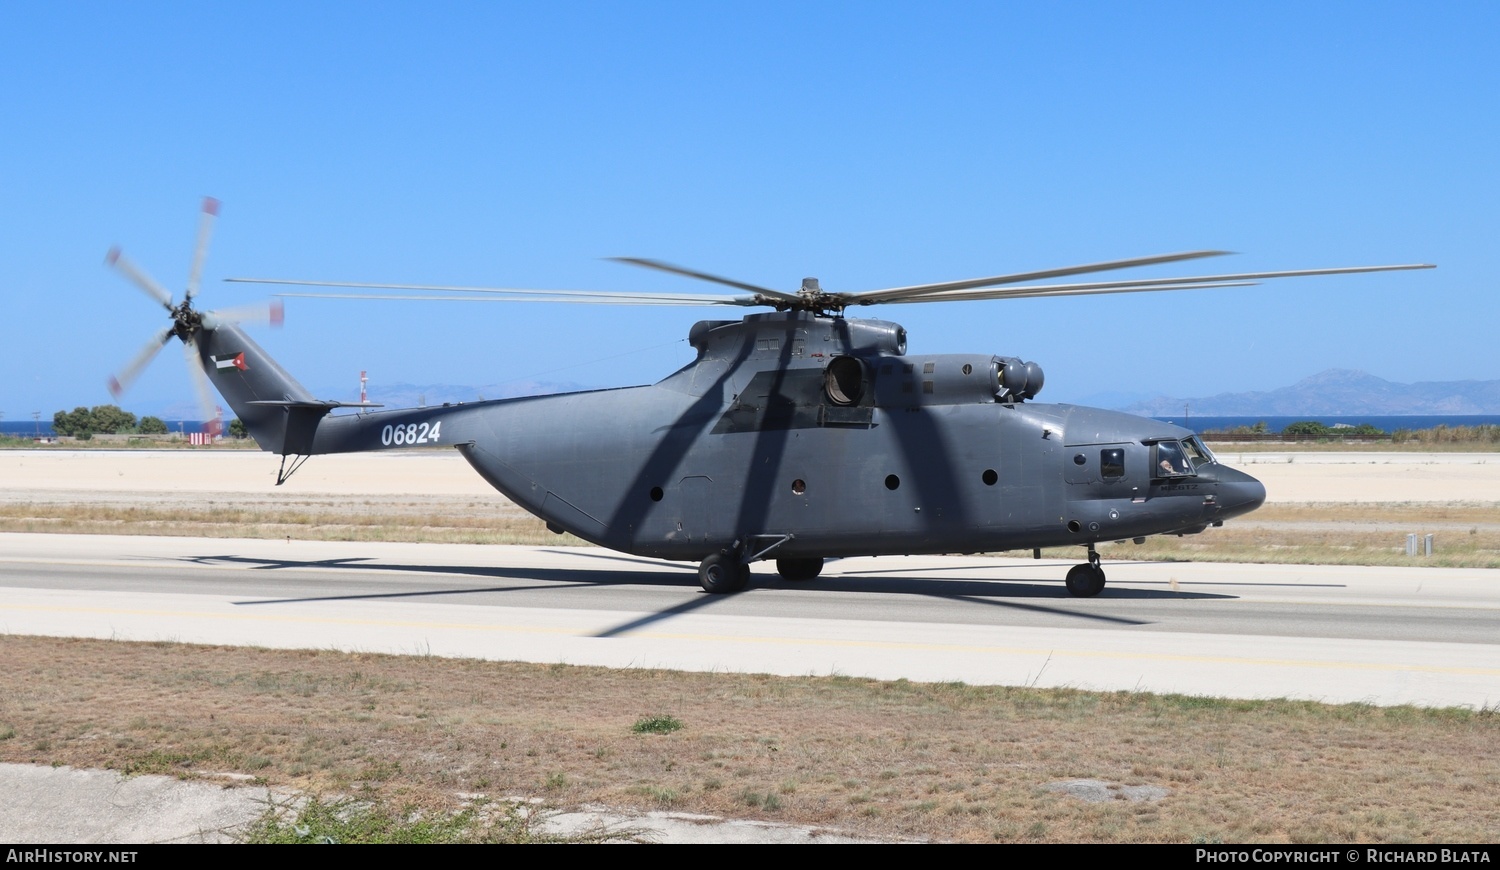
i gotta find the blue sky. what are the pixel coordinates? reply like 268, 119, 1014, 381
2, 2, 1494, 419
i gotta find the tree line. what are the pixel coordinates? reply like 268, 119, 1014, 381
48, 405, 248, 440
1206, 421, 1387, 437
51, 405, 169, 439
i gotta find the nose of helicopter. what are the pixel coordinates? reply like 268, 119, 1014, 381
1213, 464, 1267, 520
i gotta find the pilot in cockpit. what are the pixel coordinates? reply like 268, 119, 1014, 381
1157, 442, 1188, 476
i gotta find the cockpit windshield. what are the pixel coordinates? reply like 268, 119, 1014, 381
1183, 436, 1215, 466
1156, 437, 1215, 477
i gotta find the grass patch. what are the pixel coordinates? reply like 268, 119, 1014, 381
631, 715, 684, 735
240, 795, 628, 843
740, 789, 782, 811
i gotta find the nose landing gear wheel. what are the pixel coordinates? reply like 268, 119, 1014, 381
699, 551, 750, 594
1065, 563, 1106, 597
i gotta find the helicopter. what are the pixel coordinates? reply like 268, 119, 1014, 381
106, 198, 1434, 597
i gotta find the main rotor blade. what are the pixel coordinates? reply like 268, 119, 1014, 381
228, 277, 758, 306
182, 339, 220, 434
606, 258, 803, 305
184, 196, 220, 301
873, 263, 1436, 305
106, 248, 174, 311
843, 250, 1232, 306
269, 292, 759, 306
202, 299, 285, 327
107, 326, 174, 397
886, 280, 1260, 304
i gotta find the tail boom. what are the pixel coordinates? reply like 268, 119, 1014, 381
197, 323, 492, 457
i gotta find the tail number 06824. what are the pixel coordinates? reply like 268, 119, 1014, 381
381, 421, 441, 447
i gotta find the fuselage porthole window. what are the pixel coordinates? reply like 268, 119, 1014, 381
1101, 448, 1125, 479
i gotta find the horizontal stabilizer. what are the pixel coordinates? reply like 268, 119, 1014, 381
245, 400, 385, 409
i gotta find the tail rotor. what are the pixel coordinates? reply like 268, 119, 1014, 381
104, 197, 281, 431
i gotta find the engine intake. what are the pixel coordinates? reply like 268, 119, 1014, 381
996, 357, 1044, 402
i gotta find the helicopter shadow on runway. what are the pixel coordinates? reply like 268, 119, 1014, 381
542, 548, 1238, 601
187, 553, 700, 608
185, 545, 1235, 641
549, 550, 1239, 634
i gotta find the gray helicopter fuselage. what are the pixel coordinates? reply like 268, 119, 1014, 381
202, 310, 1266, 563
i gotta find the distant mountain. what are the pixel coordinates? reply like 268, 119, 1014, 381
109, 369, 1500, 421
1120, 369, 1500, 416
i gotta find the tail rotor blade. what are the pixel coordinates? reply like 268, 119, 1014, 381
106, 247, 175, 311
185, 197, 220, 301
182, 339, 220, 434
108, 327, 174, 397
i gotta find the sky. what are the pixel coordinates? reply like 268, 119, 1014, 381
2, 2, 1495, 420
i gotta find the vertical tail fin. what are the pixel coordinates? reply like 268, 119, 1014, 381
194, 322, 332, 454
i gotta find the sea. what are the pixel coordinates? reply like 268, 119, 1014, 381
3, 420, 210, 438
6, 415, 1500, 439
1150, 415, 1500, 435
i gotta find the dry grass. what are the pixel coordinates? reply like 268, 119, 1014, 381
1090, 502, 1500, 569
5, 500, 1497, 567
0, 502, 579, 547
2, 635, 1495, 844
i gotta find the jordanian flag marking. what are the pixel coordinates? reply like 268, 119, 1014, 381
213, 352, 248, 371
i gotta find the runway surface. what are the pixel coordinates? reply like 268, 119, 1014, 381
3, 532, 1496, 709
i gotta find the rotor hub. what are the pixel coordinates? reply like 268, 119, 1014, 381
169, 299, 204, 341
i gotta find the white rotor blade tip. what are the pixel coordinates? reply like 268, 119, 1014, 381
186, 198, 221, 301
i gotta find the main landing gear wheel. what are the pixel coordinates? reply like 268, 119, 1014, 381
1065, 563, 1106, 597
775, 557, 823, 582
699, 551, 750, 594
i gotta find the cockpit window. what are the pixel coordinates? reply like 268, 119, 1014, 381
1101, 448, 1125, 479
1183, 436, 1215, 466
1156, 441, 1192, 477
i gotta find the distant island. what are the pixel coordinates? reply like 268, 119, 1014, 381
1119, 369, 1500, 416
